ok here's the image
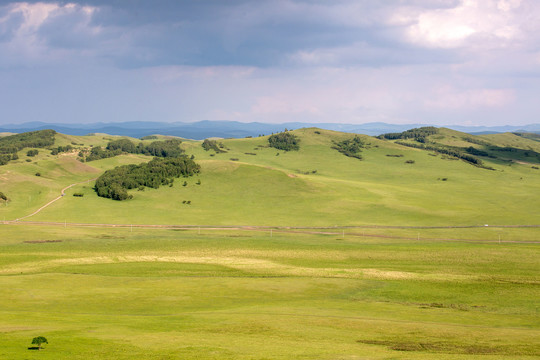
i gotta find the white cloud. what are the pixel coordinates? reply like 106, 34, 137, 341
497, 0, 521, 12
0, 2, 99, 66
400, 0, 531, 49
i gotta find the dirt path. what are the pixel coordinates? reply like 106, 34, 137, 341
14, 177, 97, 221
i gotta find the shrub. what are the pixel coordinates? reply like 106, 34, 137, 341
202, 139, 227, 153
405, 160, 415, 164
268, 132, 300, 151
332, 136, 365, 160
35, 172, 41, 176
27, 149, 39, 157
73, 193, 84, 197
0, 155, 11, 165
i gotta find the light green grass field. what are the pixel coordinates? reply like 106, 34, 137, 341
0, 128, 538, 358
0, 225, 538, 359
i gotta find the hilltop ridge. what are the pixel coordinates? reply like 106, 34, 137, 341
1, 121, 539, 139
0, 127, 538, 227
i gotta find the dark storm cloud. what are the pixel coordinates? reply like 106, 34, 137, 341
10, 0, 458, 68
0, 0, 538, 126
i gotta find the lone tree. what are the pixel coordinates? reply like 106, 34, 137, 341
31, 336, 48, 350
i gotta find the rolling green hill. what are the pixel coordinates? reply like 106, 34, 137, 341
0, 127, 539, 226
0, 128, 538, 359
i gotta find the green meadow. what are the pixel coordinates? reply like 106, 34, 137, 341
0, 225, 539, 359
0, 128, 539, 358
2, 128, 539, 226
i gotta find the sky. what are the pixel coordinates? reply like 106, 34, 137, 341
0, 0, 538, 126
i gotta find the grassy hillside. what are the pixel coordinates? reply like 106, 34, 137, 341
0, 129, 538, 359
1, 128, 539, 226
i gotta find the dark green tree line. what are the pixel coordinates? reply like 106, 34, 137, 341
0, 130, 56, 165
94, 157, 200, 200
378, 127, 438, 142
83, 138, 184, 162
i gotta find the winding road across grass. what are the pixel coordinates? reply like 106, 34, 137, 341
13, 177, 97, 221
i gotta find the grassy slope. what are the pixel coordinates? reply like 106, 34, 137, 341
0, 133, 153, 219
0, 129, 538, 359
3, 127, 536, 226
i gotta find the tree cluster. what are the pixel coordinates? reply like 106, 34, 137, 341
106, 139, 136, 153
268, 132, 300, 151
332, 136, 365, 160
94, 157, 200, 200
0, 130, 56, 165
465, 146, 490, 157
82, 138, 184, 162
395, 141, 493, 169
202, 139, 227, 153
83, 147, 122, 162
143, 139, 184, 157
51, 145, 74, 155
378, 127, 438, 142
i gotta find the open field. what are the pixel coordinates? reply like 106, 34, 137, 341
0, 225, 538, 359
0, 128, 539, 358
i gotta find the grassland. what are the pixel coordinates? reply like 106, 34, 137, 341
0, 128, 538, 358
1, 128, 539, 227
0, 225, 538, 359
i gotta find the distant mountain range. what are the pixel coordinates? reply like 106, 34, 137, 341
0, 121, 539, 140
